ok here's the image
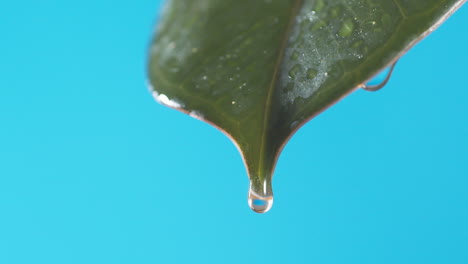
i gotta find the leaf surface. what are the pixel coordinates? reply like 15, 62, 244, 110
148, 0, 465, 212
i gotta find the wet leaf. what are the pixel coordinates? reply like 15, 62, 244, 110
147, 0, 465, 212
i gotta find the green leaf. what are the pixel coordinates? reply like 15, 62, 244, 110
148, 0, 465, 213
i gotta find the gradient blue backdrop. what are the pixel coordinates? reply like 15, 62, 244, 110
1, 1, 467, 263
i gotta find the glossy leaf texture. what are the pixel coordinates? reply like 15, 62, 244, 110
148, 0, 465, 212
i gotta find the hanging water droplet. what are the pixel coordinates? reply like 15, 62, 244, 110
248, 191, 273, 214
247, 181, 273, 213
362, 61, 398, 92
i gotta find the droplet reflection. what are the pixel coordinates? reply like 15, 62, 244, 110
248, 188, 273, 214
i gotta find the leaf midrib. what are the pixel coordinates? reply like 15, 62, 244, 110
257, 0, 304, 177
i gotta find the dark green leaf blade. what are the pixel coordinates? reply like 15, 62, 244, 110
148, 0, 465, 212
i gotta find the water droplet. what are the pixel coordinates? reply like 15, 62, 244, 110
291, 51, 300, 61
247, 177, 273, 213
362, 61, 398, 92
307, 68, 318, 79
288, 64, 301, 79
306, 11, 316, 22
351, 40, 368, 57
152, 92, 184, 109
338, 18, 355, 37
248, 188, 273, 214
328, 5, 341, 18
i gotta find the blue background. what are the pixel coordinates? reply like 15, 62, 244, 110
0, 1, 467, 263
